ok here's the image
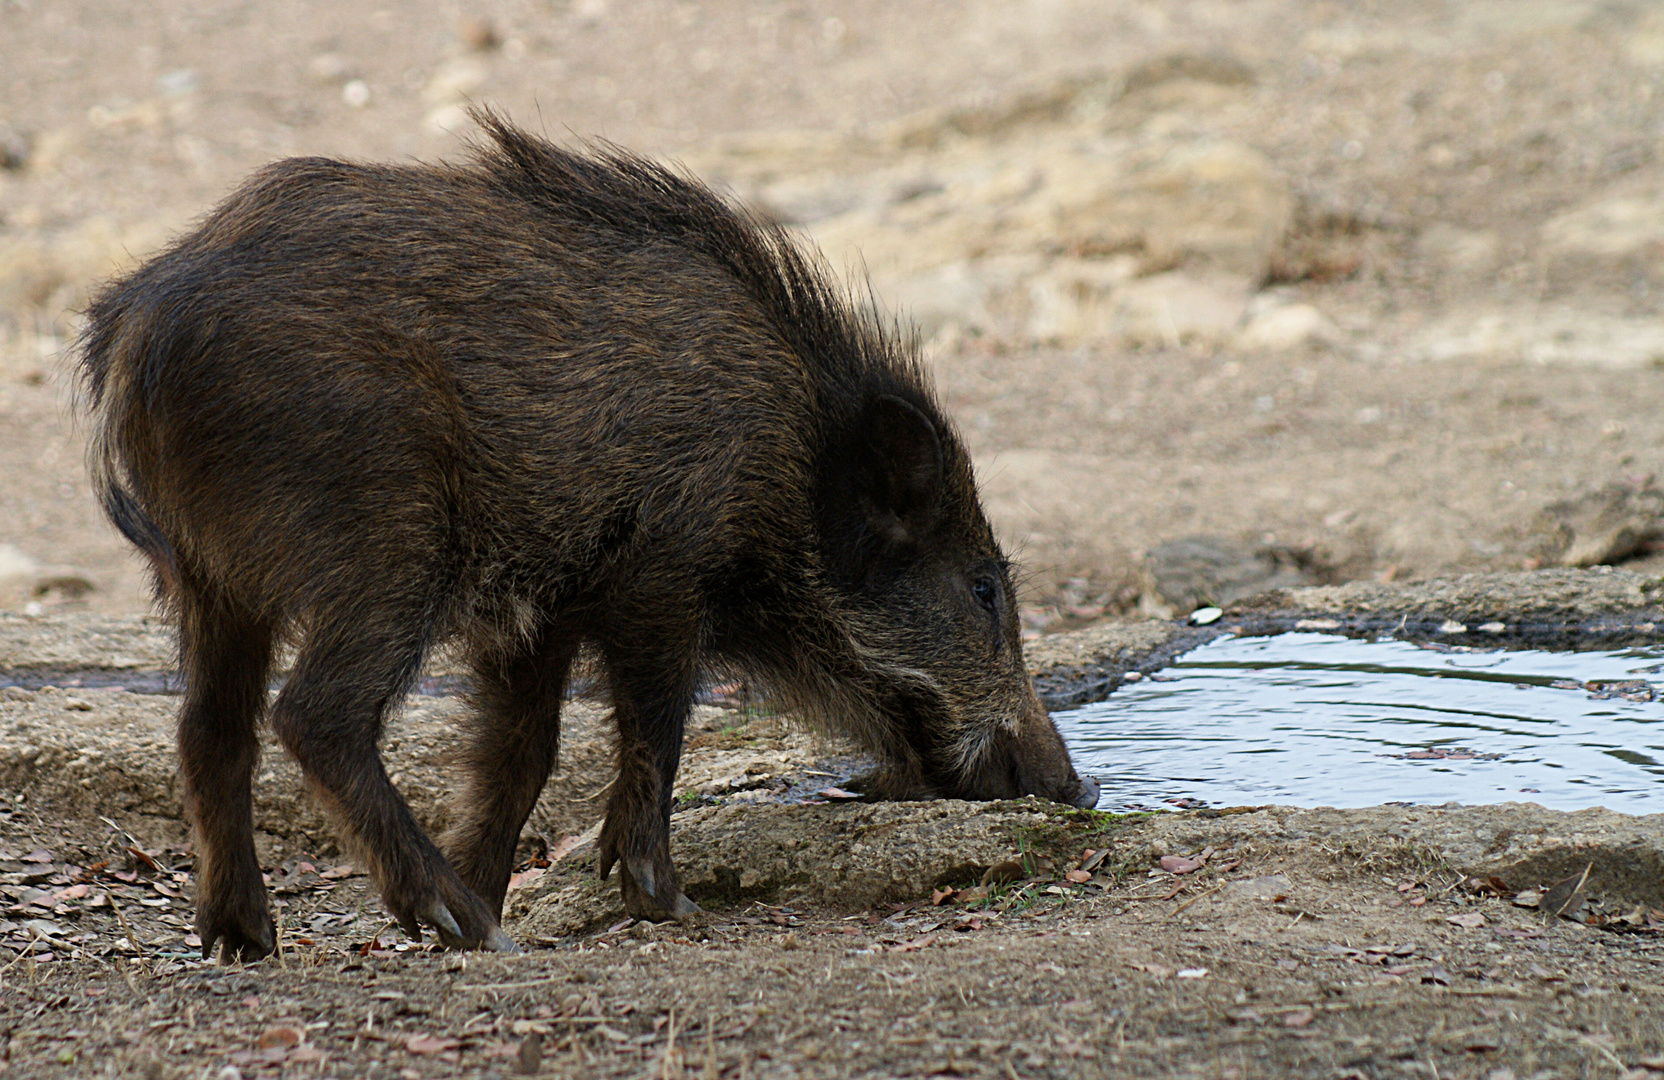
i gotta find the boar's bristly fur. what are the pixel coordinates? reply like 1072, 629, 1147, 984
77, 109, 1098, 961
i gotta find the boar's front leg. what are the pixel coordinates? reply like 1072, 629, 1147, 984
175, 579, 277, 962
597, 644, 701, 922
441, 624, 580, 918
270, 618, 515, 952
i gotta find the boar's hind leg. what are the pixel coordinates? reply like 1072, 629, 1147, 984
597, 648, 701, 922
176, 581, 277, 962
270, 618, 515, 953
442, 625, 580, 918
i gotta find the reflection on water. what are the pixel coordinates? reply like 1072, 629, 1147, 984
1052, 633, 1664, 813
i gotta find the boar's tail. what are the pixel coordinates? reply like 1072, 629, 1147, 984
77, 299, 182, 596
97, 470, 177, 584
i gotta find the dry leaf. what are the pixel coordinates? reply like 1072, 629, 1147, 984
125, 846, 160, 873
1542, 864, 1592, 921
545, 834, 585, 863
817, 787, 861, 800
257, 1027, 302, 1051
982, 861, 1026, 887
515, 1032, 542, 1075
506, 867, 546, 892
890, 933, 938, 953
1160, 856, 1203, 875
1446, 912, 1487, 929
406, 1035, 462, 1055
931, 887, 955, 906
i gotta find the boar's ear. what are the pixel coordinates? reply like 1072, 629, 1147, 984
859, 394, 944, 546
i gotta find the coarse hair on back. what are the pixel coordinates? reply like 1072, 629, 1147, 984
466, 107, 936, 415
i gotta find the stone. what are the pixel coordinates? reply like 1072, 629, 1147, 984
458, 18, 501, 53
0, 122, 30, 171
423, 57, 488, 108
1142, 535, 1318, 615
1098, 139, 1291, 280
1105, 271, 1253, 347
1541, 188, 1664, 258
1529, 481, 1664, 568
1407, 307, 1664, 368
1415, 223, 1499, 271
307, 54, 354, 85
1226, 567, 1664, 644
1236, 302, 1334, 351
0, 546, 97, 604
0, 544, 38, 582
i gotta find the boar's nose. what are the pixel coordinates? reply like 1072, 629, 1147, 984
1071, 774, 1100, 809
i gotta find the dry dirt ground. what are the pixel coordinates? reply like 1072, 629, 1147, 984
3, 581, 1664, 1080
7, 1, 1664, 1077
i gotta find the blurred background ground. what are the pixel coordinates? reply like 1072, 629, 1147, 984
6, 0, 1664, 628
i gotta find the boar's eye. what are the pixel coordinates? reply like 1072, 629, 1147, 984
970, 576, 1000, 613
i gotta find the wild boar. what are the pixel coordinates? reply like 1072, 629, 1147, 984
77, 110, 1098, 961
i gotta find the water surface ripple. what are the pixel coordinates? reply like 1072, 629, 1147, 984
1052, 633, 1664, 813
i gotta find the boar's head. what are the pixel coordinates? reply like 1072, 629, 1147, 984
807, 391, 1100, 810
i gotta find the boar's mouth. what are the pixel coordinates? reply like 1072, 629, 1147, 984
951, 724, 1100, 809
849, 753, 1099, 809
846, 689, 1098, 809
856, 718, 1099, 810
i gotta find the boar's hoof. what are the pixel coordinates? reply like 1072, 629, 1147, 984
619, 856, 702, 923
199, 909, 276, 963
418, 897, 466, 940
1072, 775, 1101, 809
415, 898, 520, 952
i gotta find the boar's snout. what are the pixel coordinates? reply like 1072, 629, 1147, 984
957, 702, 1098, 809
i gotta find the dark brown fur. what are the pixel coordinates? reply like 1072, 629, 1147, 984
77, 111, 1098, 961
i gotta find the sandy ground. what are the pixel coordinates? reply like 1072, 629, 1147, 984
6, 1, 1664, 1077
9, 0, 1664, 616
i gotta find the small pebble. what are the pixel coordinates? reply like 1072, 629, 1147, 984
1190, 607, 1223, 625
460, 18, 501, 52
